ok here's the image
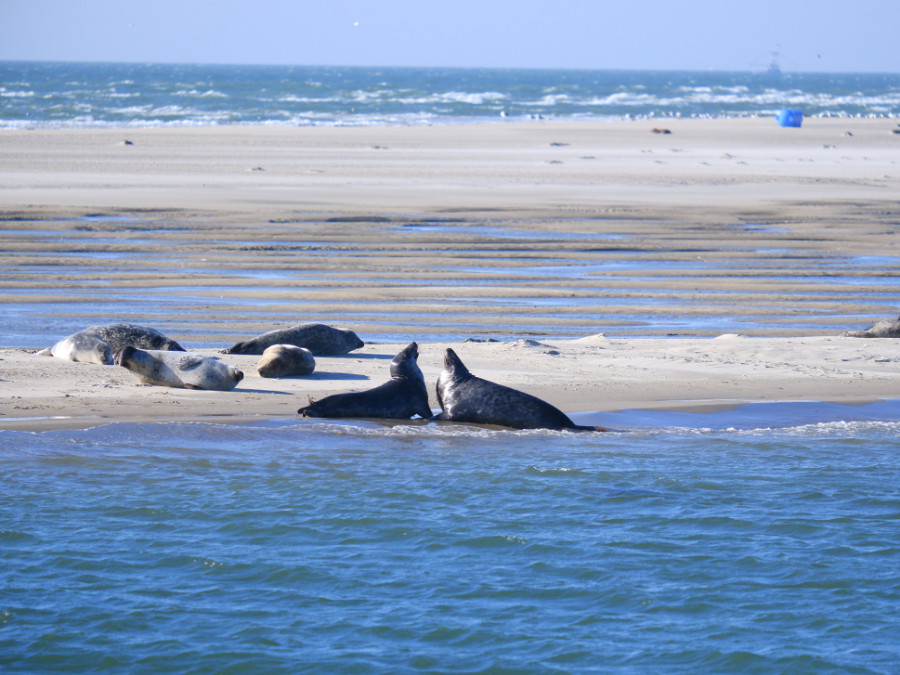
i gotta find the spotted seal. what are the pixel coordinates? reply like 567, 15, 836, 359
223, 323, 364, 356
83, 323, 185, 352
298, 342, 431, 419
433, 348, 608, 432
257, 344, 316, 378
37, 330, 114, 365
116, 346, 243, 391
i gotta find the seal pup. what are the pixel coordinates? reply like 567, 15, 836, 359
843, 315, 900, 338
257, 344, 316, 378
223, 323, 364, 356
433, 348, 608, 432
116, 346, 243, 391
84, 323, 185, 352
37, 330, 114, 365
298, 342, 431, 420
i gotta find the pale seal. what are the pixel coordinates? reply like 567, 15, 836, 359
115, 346, 243, 391
257, 344, 316, 378
222, 323, 364, 356
433, 348, 608, 432
298, 342, 431, 420
843, 315, 900, 338
84, 323, 185, 352
37, 330, 114, 365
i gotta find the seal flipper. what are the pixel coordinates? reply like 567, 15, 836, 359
178, 354, 206, 371
414, 403, 434, 419
570, 424, 611, 433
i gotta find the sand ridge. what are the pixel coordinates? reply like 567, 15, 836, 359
1, 118, 899, 430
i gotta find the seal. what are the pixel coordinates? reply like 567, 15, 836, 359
257, 344, 316, 378
843, 315, 900, 338
115, 346, 243, 391
222, 323, 364, 356
433, 348, 608, 432
37, 330, 114, 365
298, 342, 431, 420
84, 323, 185, 352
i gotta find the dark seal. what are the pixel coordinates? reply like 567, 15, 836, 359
298, 342, 431, 420
433, 348, 608, 432
84, 323, 185, 352
223, 323, 364, 356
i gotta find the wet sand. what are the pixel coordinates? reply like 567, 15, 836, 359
1, 118, 899, 430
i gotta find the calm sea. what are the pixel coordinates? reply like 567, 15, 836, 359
2, 405, 900, 674
1, 61, 899, 128
3, 61, 900, 673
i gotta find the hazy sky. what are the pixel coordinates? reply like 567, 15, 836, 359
2, 0, 898, 73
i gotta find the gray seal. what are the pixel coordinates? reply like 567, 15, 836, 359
116, 346, 243, 391
223, 323, 364, 356
37, 330, 114, 365
298, 342, 431, 420
433, 348, 608, 432
36, 323, 183, 364
257, 344, 316, 378
844, 315, 900, 338
83, 323, 185, 352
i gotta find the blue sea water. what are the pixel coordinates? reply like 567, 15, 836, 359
2, 404, 900, 674
1, 61, 899, 129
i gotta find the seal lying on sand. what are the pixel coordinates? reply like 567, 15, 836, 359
433, 348, 608, 432
84, 323, 185, 352
223, 323, 364, 356
298, 342, 431, 419
37, 330, 114, 365
116, 346, 243, 391
37, 323, 183, 364
257, 344, 316, 378
844, 315, 900, 338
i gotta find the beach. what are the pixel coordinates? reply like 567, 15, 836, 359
2, 117, 899, 431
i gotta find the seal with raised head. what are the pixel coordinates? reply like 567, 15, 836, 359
257, 344, 316, 378
84, 323, 185, 352
298, 342, 431, 420
37, 330, 114, 365
433, 348, 608, 432
116, 346, 243, 391
223, 323, 364, 356
844, 315, 900, 338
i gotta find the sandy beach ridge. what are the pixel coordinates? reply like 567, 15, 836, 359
2, 118, 899, 431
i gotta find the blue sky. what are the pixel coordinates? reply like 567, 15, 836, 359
2, 0, 898, 72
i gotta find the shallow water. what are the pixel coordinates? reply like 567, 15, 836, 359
2, 210, 899, 347
2, 402, 899, 673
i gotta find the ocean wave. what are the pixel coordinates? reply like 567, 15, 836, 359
4, 63, 897, 129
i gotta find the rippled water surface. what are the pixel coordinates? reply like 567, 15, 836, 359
3, 406, 899, 673
2, 62, 899, 128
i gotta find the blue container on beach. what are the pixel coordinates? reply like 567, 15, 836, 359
776, 109, 803, 127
